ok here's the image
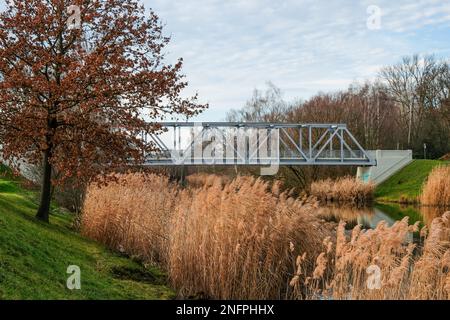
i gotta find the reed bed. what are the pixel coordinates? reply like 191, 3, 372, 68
82, 173, 178, 265
290, 212, 450, 300
185, 173, 231, 188
310, 176, 375, 205
421, 206, 447, 226
168, 176, 333, 299
82, 173, 334, 299
420, 166, 450, 207
82, 173, 449, 300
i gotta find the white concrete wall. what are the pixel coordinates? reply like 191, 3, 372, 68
357, 150, 413, 185
0, 153, 38, 183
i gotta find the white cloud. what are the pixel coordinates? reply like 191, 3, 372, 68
147, 0, 450, 121
1, 0, 449, 121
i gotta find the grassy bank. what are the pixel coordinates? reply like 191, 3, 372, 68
375, 160, 449, 204
374, 202, 423, 226
0, 169, 174, 300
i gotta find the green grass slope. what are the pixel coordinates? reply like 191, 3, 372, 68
375, 159, 449, 203
0, 169, 174, 300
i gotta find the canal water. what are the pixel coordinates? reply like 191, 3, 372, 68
318, 203, 448, 230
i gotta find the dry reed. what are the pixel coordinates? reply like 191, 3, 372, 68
290, 212, 450, 300
82, 173, 178, 265
421, 206, 446, 226
185, 173, 231, 188
82, 173, 334, 299
168, 176, 333, 299
82, 173, 449, 300
310, 176, 374, 205
420, 166, 450, 207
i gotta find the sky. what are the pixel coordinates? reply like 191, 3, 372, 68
145, 0, 450, 121
1, 0, 450, 121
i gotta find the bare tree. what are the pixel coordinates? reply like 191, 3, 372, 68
379, 55, 449, 154
226, 82, 292, 122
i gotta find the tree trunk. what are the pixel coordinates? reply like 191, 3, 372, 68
36, 149, 52, 222
408, 104, 413, 147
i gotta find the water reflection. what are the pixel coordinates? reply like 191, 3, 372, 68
317, 205, 375, 229
421, 206, 450, 226
318, 203, 448, 229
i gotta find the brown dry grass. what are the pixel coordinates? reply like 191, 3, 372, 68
81, 173, 178, 265
82, 173, 334, 299
185, 173, 231, 188
310, 176, 374, 205
420, 166, 450, 207
422, 206, 446, 226
82, 172, 449, 300
290, 212, 450, 300
168, 176, 333, 299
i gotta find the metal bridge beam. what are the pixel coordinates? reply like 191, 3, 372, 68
142, 122, 376, 166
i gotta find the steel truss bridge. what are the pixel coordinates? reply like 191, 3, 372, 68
142, 122, 376, 166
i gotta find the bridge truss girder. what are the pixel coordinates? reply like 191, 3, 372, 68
142, 122, 376, 166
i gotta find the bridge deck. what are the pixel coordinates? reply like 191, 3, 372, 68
142, 122, 376, 166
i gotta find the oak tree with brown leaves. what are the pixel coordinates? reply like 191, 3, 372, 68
0, 0, 205, 222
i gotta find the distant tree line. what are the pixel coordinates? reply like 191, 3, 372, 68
224, 55, 449, 191
228, 54, 450, 160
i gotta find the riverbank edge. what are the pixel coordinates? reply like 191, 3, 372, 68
374, 159, 449, 204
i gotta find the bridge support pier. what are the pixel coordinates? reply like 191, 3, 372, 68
356, 150, 413, 185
